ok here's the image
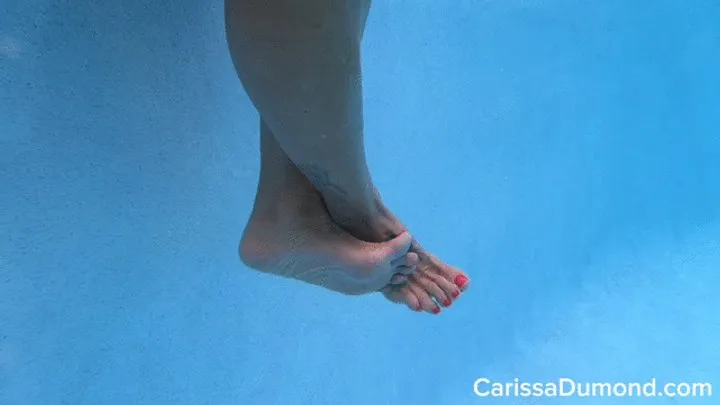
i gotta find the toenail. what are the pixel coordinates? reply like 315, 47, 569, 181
432, 307, 441, 314
443, 299, 451, 307
451, 290, 460, 298
454, 275, 468, 289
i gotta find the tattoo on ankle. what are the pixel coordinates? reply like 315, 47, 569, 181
296, 163, 348, 199
297, 163, 369, 228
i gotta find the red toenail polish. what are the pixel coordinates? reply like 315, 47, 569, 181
443, 299, 451, 307
455, 275, 468, 289
452, 290, 460, 298
432, 307, 441, 314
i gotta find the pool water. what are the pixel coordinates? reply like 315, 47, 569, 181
1, 1, 718, 404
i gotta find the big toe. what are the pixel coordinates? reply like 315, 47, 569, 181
379, 231, 413, 262
453, 272, 470, 291
423, 253, 470, 292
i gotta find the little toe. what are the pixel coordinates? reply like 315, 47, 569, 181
401, 287, 422, 312
381, 283, 416, 309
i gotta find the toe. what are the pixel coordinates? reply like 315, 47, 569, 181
389, 273, 408, 285
391, 252, 419, 271
411, 272, 452, 308
378, 231, 414, 263
424, 253, 471, 291
421, 270, 461, 303
453, 273, 470, 291
382, 284, 421, 311
401, 287, 422, 312
407, 280, 441, 314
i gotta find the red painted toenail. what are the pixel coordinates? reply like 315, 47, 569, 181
443, 299, 451, 307
451, 290, 460, 298
432, 307, 441, 314
454, 275, 468, 289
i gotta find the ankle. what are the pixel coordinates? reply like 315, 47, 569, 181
322, 191, 405, 242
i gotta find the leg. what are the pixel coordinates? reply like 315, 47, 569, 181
225, 0, 382, 242
226, 0, 471, 313
240, 120, 419, 295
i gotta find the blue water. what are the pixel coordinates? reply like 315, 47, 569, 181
2, 1, 719, 404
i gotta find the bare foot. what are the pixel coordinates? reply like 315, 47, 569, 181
239, 188, 419, 295
328, 194, 472, 314
382, 245, 470, 315
243, 121, 467, 310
